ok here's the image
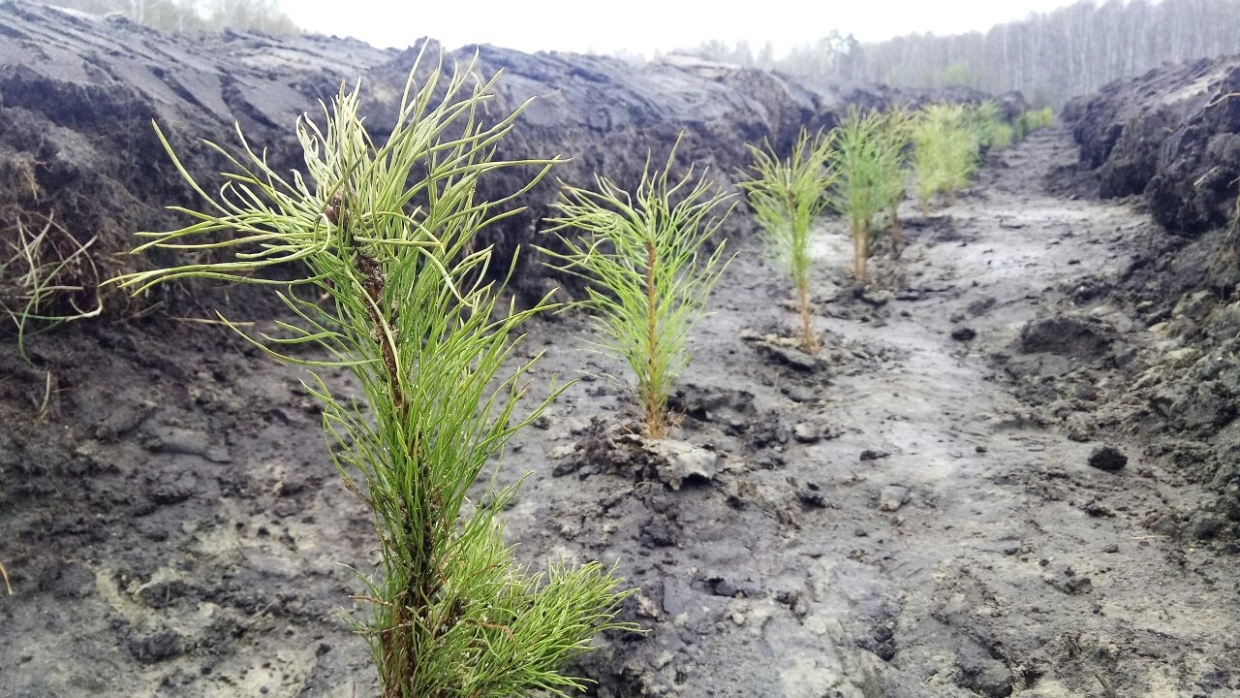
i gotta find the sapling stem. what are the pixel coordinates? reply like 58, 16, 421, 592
798, 283, 812, 350
644, 238, 665, 438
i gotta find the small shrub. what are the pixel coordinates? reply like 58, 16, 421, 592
113, 50, 633, 698
543, 140, 734, 439
738, 129, 835, 352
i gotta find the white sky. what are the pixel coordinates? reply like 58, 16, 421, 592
284, 0, 1085, 57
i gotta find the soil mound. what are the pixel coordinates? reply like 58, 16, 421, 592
1035, 55, 1240, 536
0, 1, 952, 315
1062, 54, 1240, 235
1000, 79, 1240, 547
1017, 315, 1116, 358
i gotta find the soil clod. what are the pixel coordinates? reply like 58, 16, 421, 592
951, 326, 978, 341
1088, 446, 1129, 472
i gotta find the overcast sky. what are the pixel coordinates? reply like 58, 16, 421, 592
284, 0, 1086, 57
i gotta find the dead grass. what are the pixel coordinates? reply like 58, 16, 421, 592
1, 211, 102, 357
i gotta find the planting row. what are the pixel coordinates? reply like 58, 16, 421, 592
740, 100, 1054, 350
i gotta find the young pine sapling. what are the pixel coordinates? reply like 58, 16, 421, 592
973, 100, 1013, 153
911, 111, 946, 214
828, 106, 889, 281
113, 51, 633, 698
1015, 107, 1055, 140
874, 108, 913, 258
544, 141, 734, 440
912, 103, 980, 213
739, 129, 835, 352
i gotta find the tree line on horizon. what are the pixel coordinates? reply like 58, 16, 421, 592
49, 0, 297, 36
681, 0, 1240, 107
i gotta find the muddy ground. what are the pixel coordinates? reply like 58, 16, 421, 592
2, 126, 1239, 698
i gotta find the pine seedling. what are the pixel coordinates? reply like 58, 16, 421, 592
911, 112, 947, 214
990, 121, 1014, 151
912, 104, 980, 212
738, 128, 835, 352
828, 106, 893, 280
1017, 107, 1055, 138
973, 100, 1012, 152
935, 104, 980, 202
874, 108, 914, 257
112, 50, 633, 698
1014, 114, 1029, 142
544, 140, 734, 440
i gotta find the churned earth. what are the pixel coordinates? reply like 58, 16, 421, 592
1, 127, 1237, 698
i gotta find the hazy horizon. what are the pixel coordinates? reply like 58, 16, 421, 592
283, 0, 1087, 57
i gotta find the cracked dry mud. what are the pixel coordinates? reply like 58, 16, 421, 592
1, 128, 1237, 698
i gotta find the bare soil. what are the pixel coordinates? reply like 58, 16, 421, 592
1, 128, 1238, 698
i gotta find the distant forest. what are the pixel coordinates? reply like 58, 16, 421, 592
50, 0, 297, 35
686, 0, 1240, 107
